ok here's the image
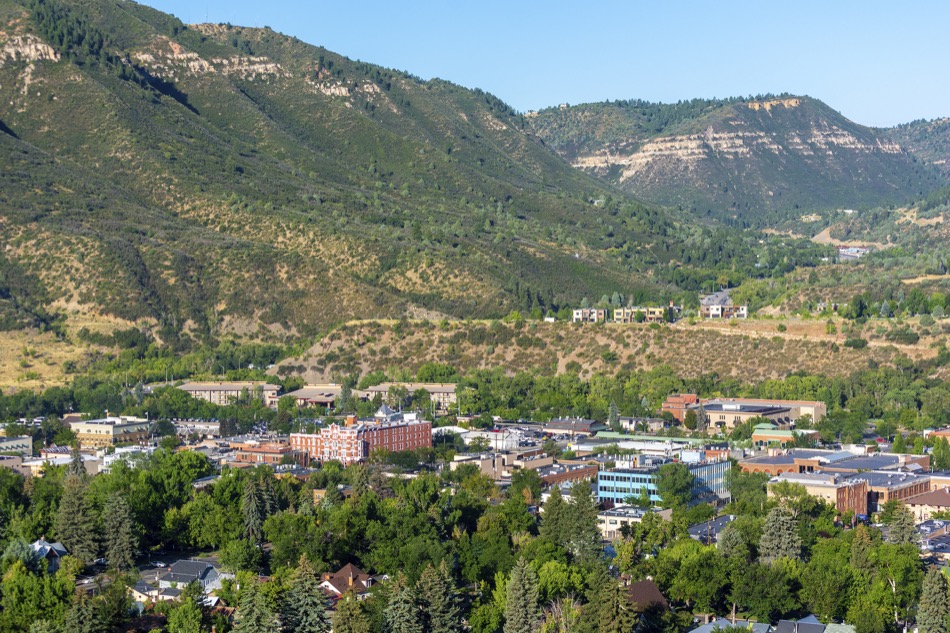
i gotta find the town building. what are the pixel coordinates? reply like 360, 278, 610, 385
706, 398, 827, 423
905, 488, 950, 522
661, 394, 700, 422
535, 463, 599, 487
356, 383, 457, 413
543, 417, 607, 437
0, 436, 33, 456
701, 401, 793, 431
281, 384, 344, 410
232, 441, 304, 466
572, 308, 608, 323
740, 448, 929, 477
687, 514, 736, 545
845, 471, 931, 513
613, 306, 677, 324
597, 458, 730, 507
699, 290, 748, 319
290, 410, 432, 466
176, 381, 281, 406
68, 416, 151, 449
767, 472, 868, 515
752, 424, 820, 447
173, 420, 221, 439
597, 506, 651, 540
450, 448, 551, 481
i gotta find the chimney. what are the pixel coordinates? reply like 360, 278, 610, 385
348, 572, 354, 587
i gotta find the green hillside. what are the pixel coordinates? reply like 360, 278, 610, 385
884, 117, 950, 176
0, 0, 831, 350
530, 96, 944, 225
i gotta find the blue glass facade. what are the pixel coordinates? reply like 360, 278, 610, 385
597, 460, 731, 507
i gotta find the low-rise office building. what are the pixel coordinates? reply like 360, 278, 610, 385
740, 448, 929, 477
597, 458, 730, 507
281, 384, 344, 410
768, 472, 868, 515
0, 436, 33, 456
69, 416, 150, 449
845, 471, 931, 513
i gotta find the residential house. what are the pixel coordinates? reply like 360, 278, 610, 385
159, 560, 221, 592
30, 539, 67, 572
319, 563, 380, 598
688, 620, 770, 633
628, 579, 669, 614
699, 290, 748, 319
572, 308, 607, 323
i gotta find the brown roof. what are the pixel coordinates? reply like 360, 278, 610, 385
907, 488, 950, 508
628, 579, 669, 611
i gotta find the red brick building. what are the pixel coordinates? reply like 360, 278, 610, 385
232, 442, 304, 466
661, 394, 699, 422
290, 415, 432, 466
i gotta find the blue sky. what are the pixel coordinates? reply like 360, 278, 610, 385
141, 0, 949, 127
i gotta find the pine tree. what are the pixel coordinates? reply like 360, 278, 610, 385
850, 524, 873, 574
282, 556, 331, 633
103, 492, 136, 572
234, 581, 281, 633
608, 402, 620, 432
566, 479, 601, 561
64, 595, 107, 633
918, 567, 950, 633
598, 581, 638, 633
540, 485, 568, 547
885, 503, 919, 546
758, 506, 801, 564
417, 560, 463, 633
385, 574, 422, 633
67, 444, 86, 478
242, 479, 264, 545
333, 591, 371, 633
717, 523, 749, 561
504, 557, 540, 633
54, 475, 98, 565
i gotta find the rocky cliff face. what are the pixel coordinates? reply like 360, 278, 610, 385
531, 97, 943, 222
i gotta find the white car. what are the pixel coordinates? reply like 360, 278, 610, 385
152, 561, 167, 568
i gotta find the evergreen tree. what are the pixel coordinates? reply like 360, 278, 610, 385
417, 560, 463, 633
918, 567, 950, 633
67, 444, 86, 478
167, 597, 203, 633
102, 492, 136, 572
892, 433, 908, 453
565, 480, 601, 561
64, 595, 107, 633
598, 581, 638, 633
333, 592, 371, 633
242, 479, 264, 546
758, 507, 801, 564
885, 503, 919, 546
504, 557, 540, 633
717, 523, 749, 561
385, 574, 422, 633
234, 581, 281, 633
282, 556, 331, 633
540, 485, 568, 547
54, 475, 98, 565
850, 524, 873, 574
608, 402, 620, 432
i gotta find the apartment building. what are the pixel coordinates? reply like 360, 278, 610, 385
768, 472, 868, 515
177, 381, 281, 406
356, 383, 457, 413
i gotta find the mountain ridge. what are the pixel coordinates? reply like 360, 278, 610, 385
529, 94, 946, 224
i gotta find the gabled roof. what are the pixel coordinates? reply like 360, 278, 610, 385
906, 488, 950, 508
30, 539, 67, 559
164, 560, 217, 584
628, 579, 668, 611
689, 619, 769, 633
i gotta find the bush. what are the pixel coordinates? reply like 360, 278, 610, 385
777, 323, 787, 332
844, 337, 868, 349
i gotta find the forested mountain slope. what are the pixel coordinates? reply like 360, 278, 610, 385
530, 96, 944, 225
0, 0, 807, 347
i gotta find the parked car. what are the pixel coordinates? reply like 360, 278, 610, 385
152, 561, 167, 568
94, 558, 108, 566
